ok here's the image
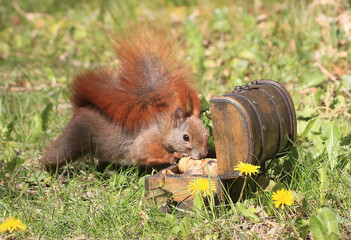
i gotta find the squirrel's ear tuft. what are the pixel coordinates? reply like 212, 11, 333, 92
172, 107, 185, 128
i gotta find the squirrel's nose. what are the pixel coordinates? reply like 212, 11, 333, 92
192, 149, 208, 160
200, 149, 208, 159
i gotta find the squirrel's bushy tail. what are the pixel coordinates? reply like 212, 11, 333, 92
70, 27, 200, 130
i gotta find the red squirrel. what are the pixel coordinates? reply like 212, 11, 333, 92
43, 27, 209, 170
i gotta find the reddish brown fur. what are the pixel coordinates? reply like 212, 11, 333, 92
70, 27, 200, 130
43, 26, 209, 170
140, 143, 175, 165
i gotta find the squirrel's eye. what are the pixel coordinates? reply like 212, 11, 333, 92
183, 134, 190, 141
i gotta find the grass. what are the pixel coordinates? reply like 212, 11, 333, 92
1, 0, 351, 239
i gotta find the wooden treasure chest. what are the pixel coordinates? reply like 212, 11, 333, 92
145, 79, 296, 207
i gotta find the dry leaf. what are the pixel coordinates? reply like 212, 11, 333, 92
332, 64, 345, 78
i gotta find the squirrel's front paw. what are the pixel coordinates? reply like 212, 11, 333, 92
172, 152, 189, 160
169, 157, 177, 165
168, 153, 178, 164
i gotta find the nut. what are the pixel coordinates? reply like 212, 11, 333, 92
178, 157, 202, 173
202, 160, 218, 178
184, 164, 204, 175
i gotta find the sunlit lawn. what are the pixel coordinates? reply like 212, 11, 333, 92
0, 0, 350, 239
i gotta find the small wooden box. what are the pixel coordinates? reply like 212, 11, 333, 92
145, 164, 229, 208
145, 80, 296, 207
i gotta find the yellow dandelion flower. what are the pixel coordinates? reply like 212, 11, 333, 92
0, 217, 26, 234
187, 178, 216, 197
272, 189, 295, 209
234, 162, 260, 177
